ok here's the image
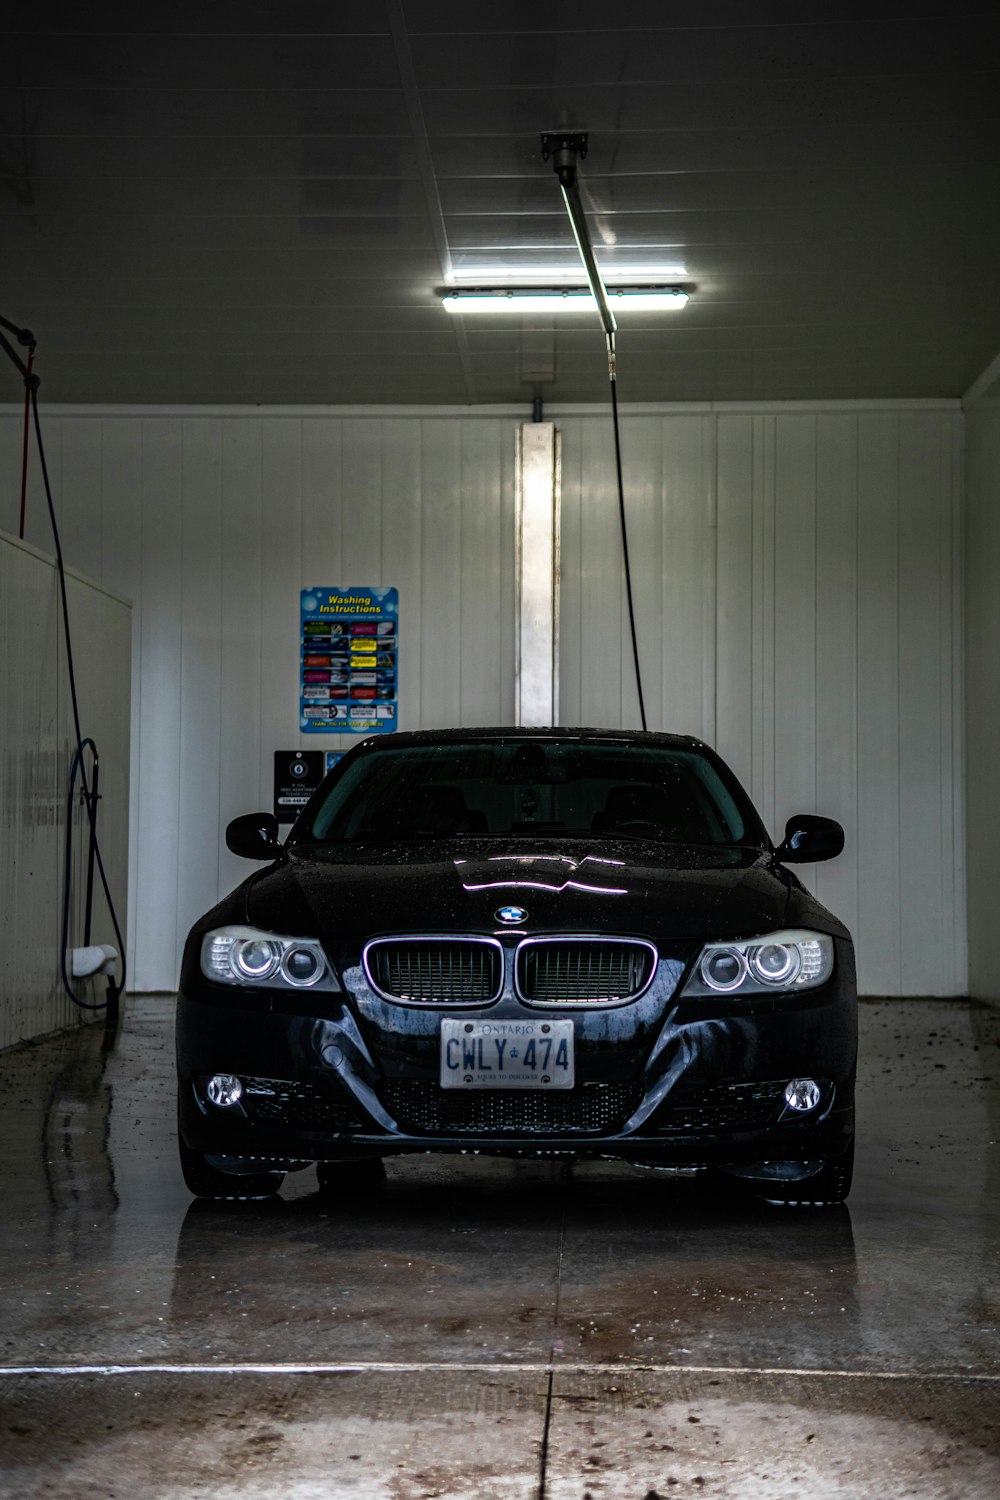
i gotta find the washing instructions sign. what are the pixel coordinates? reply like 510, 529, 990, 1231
300, 587, 399, 734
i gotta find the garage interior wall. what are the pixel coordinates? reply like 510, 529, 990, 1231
0, 529, 131, 1048
964, 371, 1000, 1004
0, 400, 964, 999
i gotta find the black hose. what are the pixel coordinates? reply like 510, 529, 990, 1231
61, 741, 107, 1011
542, 136, 647, 729
607, 337, 647, 731
32, 388, 128, 1011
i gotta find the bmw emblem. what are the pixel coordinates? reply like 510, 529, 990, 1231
496, 905, 528, 925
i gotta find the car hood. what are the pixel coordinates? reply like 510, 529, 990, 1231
243, 839, 797, 944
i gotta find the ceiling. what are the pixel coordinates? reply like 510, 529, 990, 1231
4, 1, 1000, 406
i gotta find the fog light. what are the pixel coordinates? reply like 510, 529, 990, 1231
784, 1077, 822, 1112
206, 1073, 244, 1108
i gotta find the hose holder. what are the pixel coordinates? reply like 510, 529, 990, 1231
540, 131, 617, 346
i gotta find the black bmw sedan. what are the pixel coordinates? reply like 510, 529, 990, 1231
176, 729, 856, 1206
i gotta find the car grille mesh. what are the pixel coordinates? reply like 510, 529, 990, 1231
367, 941, 501, 1003
239, 1076, 362, 1132
654, 1080, 790, 1133
380, 1080, 643, 1135
518, 942, 654, 1004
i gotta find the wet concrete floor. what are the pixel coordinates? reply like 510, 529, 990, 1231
0, 995, 998, 1497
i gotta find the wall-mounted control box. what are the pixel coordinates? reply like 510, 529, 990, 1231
273, 750, 326, 824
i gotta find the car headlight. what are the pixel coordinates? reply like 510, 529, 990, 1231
200, 926, 340, 991
680, 929, 833, 998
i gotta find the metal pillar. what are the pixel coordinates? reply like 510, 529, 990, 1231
515, 422, 561, 727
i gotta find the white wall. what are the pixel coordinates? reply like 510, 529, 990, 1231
0, 530, 131, 1048
560, 406, 966, 998
0, 401, 965, 997
964, 377, 1000, 1002
2, 411, 518, 991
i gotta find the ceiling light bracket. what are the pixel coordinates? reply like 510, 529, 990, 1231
540, 131, 588, 188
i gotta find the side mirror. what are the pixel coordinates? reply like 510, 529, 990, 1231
226, 812, 281, 860
774, 814, 844, 864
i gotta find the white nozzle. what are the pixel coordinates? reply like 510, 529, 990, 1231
71, 944, 118, 978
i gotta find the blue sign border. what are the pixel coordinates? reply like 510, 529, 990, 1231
300, 586, 399, 734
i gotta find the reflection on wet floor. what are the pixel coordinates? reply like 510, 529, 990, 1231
0, 995, 998, 1496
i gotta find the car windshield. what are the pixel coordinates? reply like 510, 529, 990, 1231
298, 740, 759, 846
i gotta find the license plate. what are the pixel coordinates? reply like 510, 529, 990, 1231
440, 1018, 575, 1089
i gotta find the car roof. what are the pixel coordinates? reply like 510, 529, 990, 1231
355, 727, 710, 752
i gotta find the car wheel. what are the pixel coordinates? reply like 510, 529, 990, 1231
316, 1157, 387, 1195
759, 1136, 855, 1208
177, 1133, 285, 1201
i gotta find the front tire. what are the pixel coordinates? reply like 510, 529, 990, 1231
178, 1135, 285, 1199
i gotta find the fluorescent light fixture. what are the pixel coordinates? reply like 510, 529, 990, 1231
448, 265, 688, 284
441, 286, 688, 315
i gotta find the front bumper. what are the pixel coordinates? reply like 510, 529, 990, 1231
176, 941, 857, 1174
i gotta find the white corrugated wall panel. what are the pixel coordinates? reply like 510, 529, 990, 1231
0, 403, 964, 996
177, 418, 224, 961
1, 411, 518, 988
379, 420, 423, 733
0, 530, 130, 1047
559, 405, 965, 997
420, 421, 463, 727
459, 420, 511, 726
964, 385, 1000, 1002
812, 415, 861, 951
0, 535, 62, 1044
714, 414, 755, 786
218, 419, 264, 905
62, 567, 131, 1004
133, 419, 184, 991
96, 417, 144, 975
895, 413, 960, 997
